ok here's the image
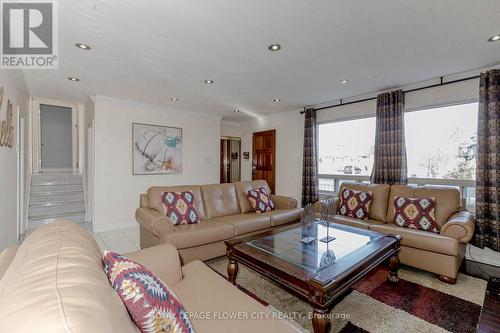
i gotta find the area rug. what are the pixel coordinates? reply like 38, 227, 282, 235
205, 257, 487, 333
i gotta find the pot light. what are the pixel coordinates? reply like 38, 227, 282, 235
204, 80, 214, 84
75, 43, 91, 50
273, 98, 280, 102
268, 44, 282, 51
339, 79, 348, 84
170, 97, 178, 101
233, 110, 240, 113
68, 77, 80, 82
488, 34, 500, 42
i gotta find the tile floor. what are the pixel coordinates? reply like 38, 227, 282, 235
93, 226, 140, 254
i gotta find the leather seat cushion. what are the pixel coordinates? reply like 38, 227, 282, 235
264, 208, 302, 226
201, 184, 241, 219
172, 260, 300, 333
371, 224, 458, 256
211, 213, 271, 235
333, 215, 385, 230
168, 222, 235, 249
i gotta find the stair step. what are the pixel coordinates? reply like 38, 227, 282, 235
29, 192, 85, 205
29, 202, 86, 219
29, 213, 87, 229
31, 173, 81, 182
30, 199, 84, 208
31, 180, 82, 186
31, 184, 83, 194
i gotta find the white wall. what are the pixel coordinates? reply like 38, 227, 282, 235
93, 96, 221, 232
0, 71, 29, 249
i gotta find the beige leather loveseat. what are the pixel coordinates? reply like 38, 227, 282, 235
0, 221, 301, 333
318, 183, 475, 284
136, 180, 303, 263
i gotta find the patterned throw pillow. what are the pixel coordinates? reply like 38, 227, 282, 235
102, 251, 194, 333
337, 188, 373, 220
161, 191, 200, 225
246, 187, 275, 213
393, 196, 438, 233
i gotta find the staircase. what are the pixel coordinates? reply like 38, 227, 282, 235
28, 173, 87, 230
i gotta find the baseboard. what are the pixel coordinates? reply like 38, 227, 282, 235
92, 220, 138, 233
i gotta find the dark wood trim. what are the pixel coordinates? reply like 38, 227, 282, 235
252, 129, 276, 193
438, 275, 457, 284
477, 277, 500, 333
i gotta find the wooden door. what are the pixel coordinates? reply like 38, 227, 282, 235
252, 130, 276, 193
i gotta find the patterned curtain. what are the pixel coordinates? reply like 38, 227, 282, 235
301, 108, 319, 207
473, 70, 500, 252
371, 90, 408, 185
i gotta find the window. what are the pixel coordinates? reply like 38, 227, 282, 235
405, 102, 478, 180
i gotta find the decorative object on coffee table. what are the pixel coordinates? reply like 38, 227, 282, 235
225, 222, 401, 333
300, 203, 316, 243
319, 198, 336, 243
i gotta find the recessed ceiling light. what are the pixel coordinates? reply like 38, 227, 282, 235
204, 80, 214, 84
268, 44, 282, 51
75, 43, 91, 50
68, 77, 80, 82
170, 97, 178, 101
233, 110, 240, 113
273, 98, 280, 102
339, 79, 348, 84
488, 34, 500, 42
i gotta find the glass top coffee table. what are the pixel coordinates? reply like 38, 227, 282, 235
225, 221, 401, 333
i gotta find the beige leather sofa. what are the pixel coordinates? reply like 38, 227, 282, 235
0, 221, 301, 333
136, 180, 303, 263
317, 183, 475, 284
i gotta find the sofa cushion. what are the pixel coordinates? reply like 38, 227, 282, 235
171, 260, 301, 333
370, 224, 458, 256
201, 183, 240, 219
167, 222, 235, 249
161, 191, 201, 225
234, 180, 272, 213
386, 185, 461, 228
337, 188, 373, 220
0, 245, 18, 280
339, 183, 390, 221
246, 187, 275, 213
103, 251, 194, 333
148, 185, 206, 220
264, 208, 303, 226
333, 215, 385, 230
393, 196, 438, 233
211, 213, 271, 235
0, 221, 138, 333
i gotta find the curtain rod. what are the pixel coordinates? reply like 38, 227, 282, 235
300, 74, 480, 114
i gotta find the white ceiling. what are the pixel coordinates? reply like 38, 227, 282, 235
22, 0, 500, 121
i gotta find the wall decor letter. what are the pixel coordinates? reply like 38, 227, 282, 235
0, 87, 14, 148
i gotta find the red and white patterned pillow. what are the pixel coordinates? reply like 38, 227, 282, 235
337, 188, 373, 220
393, 196, 438, 233
161, 191, 200, 225
246, 187, 275, 213
102, 251, 194, 333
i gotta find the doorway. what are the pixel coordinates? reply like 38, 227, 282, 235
252, 129, 276, 193
40, 104, 73, 171
220, 137, 241, 183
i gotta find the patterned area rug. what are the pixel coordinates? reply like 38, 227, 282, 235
205, 257, 487, 333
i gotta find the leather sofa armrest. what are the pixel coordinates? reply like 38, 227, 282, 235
270, 194, 298, 209
135, 207, 175, 238
440, 210, 475, 243
0, 245, 19, 280
125, 243, 182, 285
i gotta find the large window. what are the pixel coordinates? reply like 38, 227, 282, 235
405, 102, 478, 180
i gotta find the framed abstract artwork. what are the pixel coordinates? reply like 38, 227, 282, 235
132, 123, 182, 175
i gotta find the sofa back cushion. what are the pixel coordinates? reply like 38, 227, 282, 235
234, 180, 272, 213
201, 183, 240, 219
148, 185, 206, 220
386, 185, 461, 228
0, 220, 138, 333
339, 183, 390, 222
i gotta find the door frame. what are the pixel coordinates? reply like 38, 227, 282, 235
16, 105, 26, 240
30, 97, 79, 173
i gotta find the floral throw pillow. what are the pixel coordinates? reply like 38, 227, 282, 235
102, 251, 195, 333
337, 188, 373, 220
161, 191, 200, 225
393, 196, 438, 233
246, 187, 275, 213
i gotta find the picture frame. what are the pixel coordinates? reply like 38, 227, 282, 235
132, 123, 182, 175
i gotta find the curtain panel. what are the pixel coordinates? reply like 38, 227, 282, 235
301, 108, 319, 207
473, 70, 500, 252
371, 90, 408, 185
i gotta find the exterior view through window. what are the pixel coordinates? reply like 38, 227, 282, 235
318, 102, 478, 210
